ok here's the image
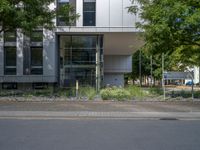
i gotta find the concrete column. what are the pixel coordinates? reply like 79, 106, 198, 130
76, 0, 83, 27
43, 29, 57, 82
0, 32, 3, 76
16, 29, 24, 76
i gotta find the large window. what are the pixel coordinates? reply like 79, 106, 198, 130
23, 30, 43, 75
62, 36, 97, 65
30, 47, 43, 75
59, 35, 103, 87
4, 47, 17, 75
30, 31, 43, 42
57, 0, 76, 26
4, 31, 16, 42
83, 0, 96, 26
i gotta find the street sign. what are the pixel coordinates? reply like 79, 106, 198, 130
163, 72, 194, 80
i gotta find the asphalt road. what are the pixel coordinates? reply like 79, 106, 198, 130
0, 119, 200, 150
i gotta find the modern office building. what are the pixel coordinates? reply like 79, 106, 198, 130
0, 0, 143, 90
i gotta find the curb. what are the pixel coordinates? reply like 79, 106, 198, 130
0, 111, 200, 120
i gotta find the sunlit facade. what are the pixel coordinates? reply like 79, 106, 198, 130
0, 0, 143, 90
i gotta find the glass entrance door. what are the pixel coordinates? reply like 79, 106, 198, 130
59, 35, 103, 89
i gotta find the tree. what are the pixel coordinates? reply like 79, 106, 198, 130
0, 0, 79, 33
128, 0, 200, 66
127, 48, 188, 86
57, 3, 80, 26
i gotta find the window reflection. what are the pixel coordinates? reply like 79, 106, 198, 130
83, 0, 96, 26
4, 47, 16, 75
59, 35, 103, 87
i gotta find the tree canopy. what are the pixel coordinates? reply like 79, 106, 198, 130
128, 0, 200, 66
0, 0, 79, 33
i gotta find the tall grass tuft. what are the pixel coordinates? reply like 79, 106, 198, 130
100, 87, 131, 100
79, 86, 96, 100
125, 85, 146, 98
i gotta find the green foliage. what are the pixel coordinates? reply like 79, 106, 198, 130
55, 88, 76, 97
128, 48, 187, 83
128, 0, 200, 66
125, 85, 146, 98
0, 0, 79, 33
129, 50, 151, 80
57, 3, 80, 26
100, 87, 131, 100
79, 86, 96, 100
149, 87, 163, 96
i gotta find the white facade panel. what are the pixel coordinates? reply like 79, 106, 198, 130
76, 0, 83, 27
96, 0, 110, 27
123, 0, 136, 27
110, 0, 123, 26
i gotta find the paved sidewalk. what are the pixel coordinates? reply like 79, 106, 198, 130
0, 101, 200, 120
0, 101, 200, 112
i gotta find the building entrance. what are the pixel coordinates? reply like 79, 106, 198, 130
59, 35, 103, 90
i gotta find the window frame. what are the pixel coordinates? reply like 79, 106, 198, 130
30, 47, 43, 75
30, 30, 43, 43
4, 31, 17, 43
4, 46, 17, 75
83, 0, 96, 26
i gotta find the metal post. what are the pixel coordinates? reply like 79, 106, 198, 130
96, 35, 101, 93
191, 71, 194, 100
192, 78, 194, 100
150, 55, 153, 87
162, 53, 165, 100
76, 80, 79, 98
199, 67, 200, 87
139, 49, 142, 87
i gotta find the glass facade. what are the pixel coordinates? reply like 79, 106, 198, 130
59, 35, 103, 88
83, 0, 96, 26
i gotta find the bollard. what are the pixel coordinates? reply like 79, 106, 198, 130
76, 80, 79, 98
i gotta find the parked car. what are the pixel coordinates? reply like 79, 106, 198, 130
185, 81, 194, 86
175, 81, 182, 85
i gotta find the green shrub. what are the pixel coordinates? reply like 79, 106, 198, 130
125, 85, 146, 98
149, 87, 163, 95
79, 86, 96, 100
100, 87, 131, 100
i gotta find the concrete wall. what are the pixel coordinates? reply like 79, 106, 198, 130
185, 67, 200, 84
104, 73, 124, 87
104, 32, 143, 55
16, 29, 23, 76
43, 29, 57, 80
194, 67, 200, 84
104, 55, 132, 73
